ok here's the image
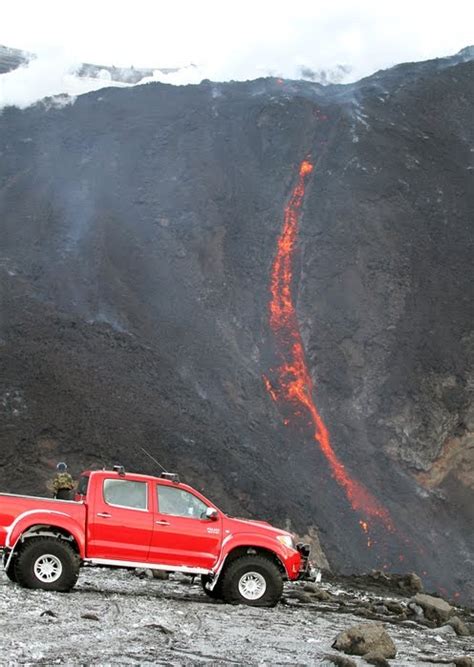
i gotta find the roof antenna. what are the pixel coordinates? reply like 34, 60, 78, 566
140, 446, 167, 472
140, 446, 180, 484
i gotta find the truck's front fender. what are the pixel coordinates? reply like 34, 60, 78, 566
213, 532, 301, 580
7, 510, 86, 558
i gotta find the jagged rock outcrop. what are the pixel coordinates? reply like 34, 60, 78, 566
0, 49, 473, 602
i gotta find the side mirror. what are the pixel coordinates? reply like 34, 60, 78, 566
205, 507, 219, 521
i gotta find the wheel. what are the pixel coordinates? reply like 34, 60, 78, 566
220, 555, 283, 607
14, 537, 80, 592
3, 554, 17, 583
201, 574, 223, 600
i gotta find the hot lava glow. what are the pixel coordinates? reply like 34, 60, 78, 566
266, 158, 394, 532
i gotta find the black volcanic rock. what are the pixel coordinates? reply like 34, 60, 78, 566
0, 51, 473, 602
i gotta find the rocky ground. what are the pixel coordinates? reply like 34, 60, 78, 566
0, 567, 472, 665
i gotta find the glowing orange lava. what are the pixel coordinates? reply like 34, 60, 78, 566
267, 158, 394, 532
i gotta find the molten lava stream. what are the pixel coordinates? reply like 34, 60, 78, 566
266, 158, 394, 533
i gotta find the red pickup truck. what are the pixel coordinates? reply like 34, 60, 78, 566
0, 468, 314, 606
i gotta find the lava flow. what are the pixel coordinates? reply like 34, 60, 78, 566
266, 158, 394, 532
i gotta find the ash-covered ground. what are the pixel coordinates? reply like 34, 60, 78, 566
0, 567, 472, 665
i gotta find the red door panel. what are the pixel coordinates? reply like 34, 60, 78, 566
148, 484, 222, 569
87, 477, 153, 561
149, 515, 222, 569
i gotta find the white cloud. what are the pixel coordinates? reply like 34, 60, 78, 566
0, 47, 134, 109
1, 0, 473, 108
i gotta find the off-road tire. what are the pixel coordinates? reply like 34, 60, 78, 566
3, 554, 17, 583
220, 555, 283, 607
14, 537, 80, 592
201, 574, 223, 600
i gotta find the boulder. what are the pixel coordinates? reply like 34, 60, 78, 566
434, 624, 457, 637
411, 593, 453, 624
446, 616, 470, 637
453, 658, 473, 667
332, 623, 397, 658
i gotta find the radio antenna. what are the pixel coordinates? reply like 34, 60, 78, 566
140, 446, 167, 473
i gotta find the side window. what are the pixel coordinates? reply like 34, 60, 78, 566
103, 479, 148, 510
157, 485, 208, 520
77, 475, 89, 496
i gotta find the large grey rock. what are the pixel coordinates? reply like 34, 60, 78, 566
332, 623, 397, 658
446, 615, 471, 636
453, 658, 473, 667
411, 593, 453, 624
433, 624, 457, 637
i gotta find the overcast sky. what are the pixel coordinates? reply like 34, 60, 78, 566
1, 0, 473, 106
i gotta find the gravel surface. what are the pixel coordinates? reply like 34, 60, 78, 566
0, 567, 472, 665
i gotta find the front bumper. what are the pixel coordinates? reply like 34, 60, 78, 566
296, 542, 322, 582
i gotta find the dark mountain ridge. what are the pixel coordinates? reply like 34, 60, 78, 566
0, 50, 473, 602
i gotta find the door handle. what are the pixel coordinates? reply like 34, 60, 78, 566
155, 519, 170, 526
97, 512, 112, 518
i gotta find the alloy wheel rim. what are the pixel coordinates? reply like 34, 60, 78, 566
238, 571, 267, 600
33, 554, 63, 583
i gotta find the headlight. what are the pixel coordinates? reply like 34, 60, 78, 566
276, 534, 295, 549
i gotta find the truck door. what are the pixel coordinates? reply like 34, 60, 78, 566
149, 483, 222, 570
87, 477, 153, 562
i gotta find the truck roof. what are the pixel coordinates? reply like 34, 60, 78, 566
80, 469, 208, 497
82, 469, 177, 483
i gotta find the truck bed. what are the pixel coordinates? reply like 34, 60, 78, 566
0, 493, 86, 549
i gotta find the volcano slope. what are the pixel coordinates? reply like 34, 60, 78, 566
0, 50, 473, 603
